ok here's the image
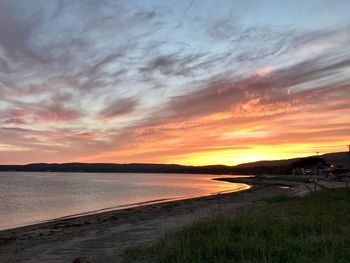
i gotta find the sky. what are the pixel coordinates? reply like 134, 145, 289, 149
0, 0, 350, 165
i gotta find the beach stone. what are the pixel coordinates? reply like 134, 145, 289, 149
73, 256, 92, 263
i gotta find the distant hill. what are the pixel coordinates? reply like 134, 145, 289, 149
0, 152, 349, 175
235, 152, 350, 170
322, 152, 350, 167
0, 162, 235, 175
234, 157, 301, 169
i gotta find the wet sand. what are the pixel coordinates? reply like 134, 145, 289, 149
0, 182, 285, 263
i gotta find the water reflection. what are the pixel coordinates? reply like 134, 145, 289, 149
0, 172, 249, 230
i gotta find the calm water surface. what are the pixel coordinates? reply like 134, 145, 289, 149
0, 172, 249, 230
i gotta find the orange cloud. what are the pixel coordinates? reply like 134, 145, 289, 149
255, 66, 272, 77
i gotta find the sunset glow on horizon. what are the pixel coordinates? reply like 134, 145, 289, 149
1, 0, 350, 165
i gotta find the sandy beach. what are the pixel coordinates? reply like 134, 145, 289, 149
0, 180, 288, 263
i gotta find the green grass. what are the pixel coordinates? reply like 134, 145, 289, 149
122, 189, 350, 263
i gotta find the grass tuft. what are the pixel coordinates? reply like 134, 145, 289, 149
122, 189, 350, 263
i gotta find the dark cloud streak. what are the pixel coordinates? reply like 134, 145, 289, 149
98, 97, 138, 120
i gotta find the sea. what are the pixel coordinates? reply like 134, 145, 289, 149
0, 172, 249, 230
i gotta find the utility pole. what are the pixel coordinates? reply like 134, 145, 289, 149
316, 152, 320, 176
313, 152, 320, 192
347, 145, 350, 188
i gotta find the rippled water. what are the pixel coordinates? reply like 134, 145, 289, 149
0, 172, 248, 230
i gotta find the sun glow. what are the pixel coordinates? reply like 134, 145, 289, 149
169, 143, 349, 166
1, 1, 350, 165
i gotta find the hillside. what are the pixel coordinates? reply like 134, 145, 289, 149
235, 152, 350, 169
0, 152, 348, 175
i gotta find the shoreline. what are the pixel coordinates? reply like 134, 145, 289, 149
0, 180, 250, 233
214, 177, 300, 187
0, 180, 285, 263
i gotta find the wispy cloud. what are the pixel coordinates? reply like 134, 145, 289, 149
1, 0, 350, 164
97, 97, 138, 120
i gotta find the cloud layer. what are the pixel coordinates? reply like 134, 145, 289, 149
1, 0, 350, 165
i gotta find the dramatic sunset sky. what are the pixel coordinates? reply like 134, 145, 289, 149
0, 0, 350, 165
